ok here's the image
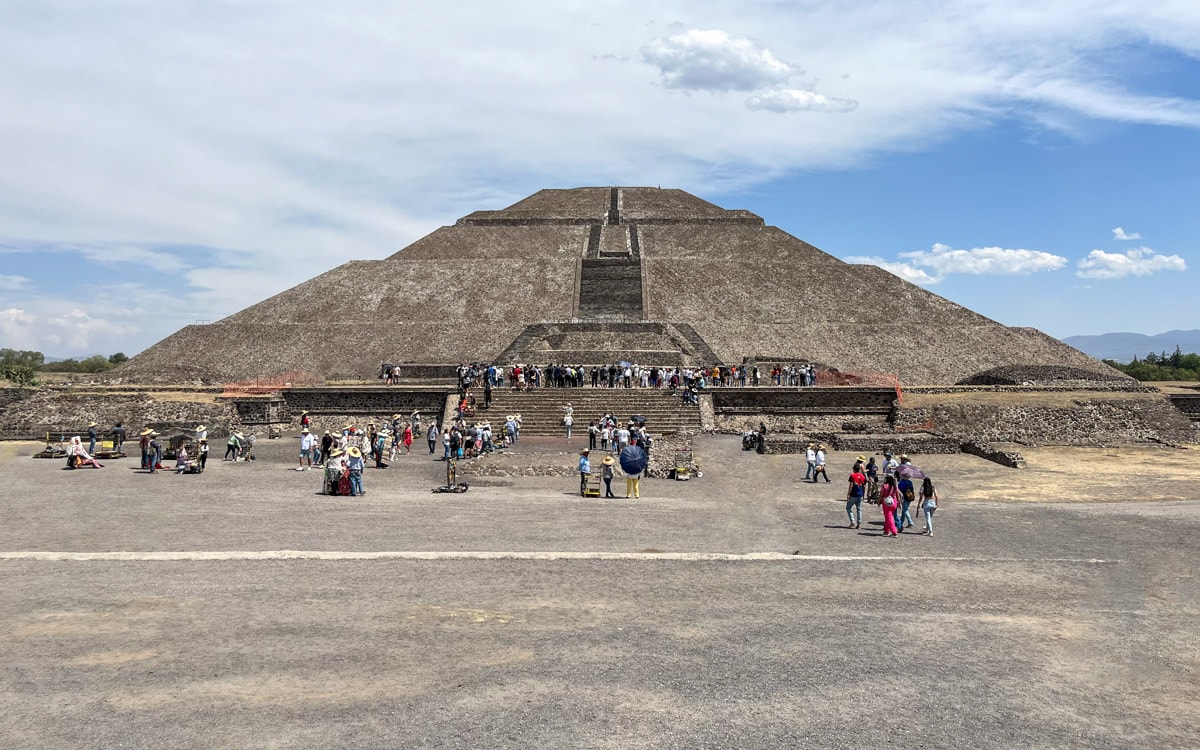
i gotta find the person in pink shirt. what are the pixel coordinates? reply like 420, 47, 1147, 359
879, 475, 900, 537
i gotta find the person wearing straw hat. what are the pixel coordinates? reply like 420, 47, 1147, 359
324, 448, 346, 495
148, 431, 162, 473
346, 446, 365, 496
578, 449, 591, 496
298, 427, 316, 470
86, 421, 98, 455
812, 444, 830, 483
138, 428, 153, 469
196, 424, 208, 443
300, 411, 311, 430
804, 443, 816, 481
601, 455, 616, 498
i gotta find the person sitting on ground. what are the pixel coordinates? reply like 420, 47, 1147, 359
67, 436, 104, 469
175, 445, 191, 473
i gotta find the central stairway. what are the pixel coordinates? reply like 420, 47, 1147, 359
482, 388, 702, 436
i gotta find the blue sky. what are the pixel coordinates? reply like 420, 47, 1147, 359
0, 1, 1197, 357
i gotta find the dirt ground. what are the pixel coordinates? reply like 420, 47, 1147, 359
1, 435, 1197, 749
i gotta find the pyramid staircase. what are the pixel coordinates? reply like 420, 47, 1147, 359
481, 387, 702, 436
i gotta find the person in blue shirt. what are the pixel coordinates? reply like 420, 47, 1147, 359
578, 449, 591, 496
347, 446, 365, 496
897, 474, 917, 532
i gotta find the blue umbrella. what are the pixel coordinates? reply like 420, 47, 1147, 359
619, 445, 648, 475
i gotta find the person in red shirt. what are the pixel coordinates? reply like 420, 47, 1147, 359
846, 470, 866, 528
879, 475, 900, 536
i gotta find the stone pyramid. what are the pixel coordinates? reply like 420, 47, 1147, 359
119, 187, 1119, 384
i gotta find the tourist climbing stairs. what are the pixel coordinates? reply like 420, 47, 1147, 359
481, 388, 701, 436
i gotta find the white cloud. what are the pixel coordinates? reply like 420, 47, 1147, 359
1076, 247, 1187, 279
745, 89, 858, 113
0, 3, 1199, 352
846, 256, 940, 284
1112, 227, 1141, 240
0, 306, 135, 354
900, 243, 1069, 275
640, 29, 797, 91
0, 274, 30, 290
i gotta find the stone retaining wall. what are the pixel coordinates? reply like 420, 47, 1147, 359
279, 388, 450, 419
715, 413, 890, 436
960, 441, 1027, 468
0, 391, 240, 440
895, 397, 1196, 446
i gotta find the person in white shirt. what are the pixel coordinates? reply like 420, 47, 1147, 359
298, 428, 316, 470
813, 444, 830, 483
616, 425, 631, 450
804, 443, 816, 481
883, 452, 899, 477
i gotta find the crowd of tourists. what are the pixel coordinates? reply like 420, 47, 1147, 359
449, 362, 822, 391
836, 450, 940, 537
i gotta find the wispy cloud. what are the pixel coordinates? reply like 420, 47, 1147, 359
0, 274, 30, 291
745, 89, 858, 113
1076, 247, 1187, 279
1112, 227, 1141, 241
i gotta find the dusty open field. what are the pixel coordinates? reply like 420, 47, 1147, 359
1, 436, 1197, 749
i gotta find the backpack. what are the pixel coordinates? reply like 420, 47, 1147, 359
902, 488, 916, 502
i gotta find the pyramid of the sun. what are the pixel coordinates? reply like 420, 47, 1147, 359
120, 187, 1118, 384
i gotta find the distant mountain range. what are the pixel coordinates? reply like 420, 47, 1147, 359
1062, 330, 1200, 362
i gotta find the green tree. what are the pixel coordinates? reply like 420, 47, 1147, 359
0, 349, 44, 370
108, 352, 128, 365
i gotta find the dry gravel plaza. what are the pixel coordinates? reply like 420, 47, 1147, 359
1, 434, 1198, 749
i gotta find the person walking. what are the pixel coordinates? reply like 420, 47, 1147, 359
563, 412, 574, 440
897, 474, 917, 532
198, 439, 209, 471
846, 467, 866, 529
879, 475, 900, 536
427, 423, 438, 454
403, 422, 413, 454
578, 449, 591, 496
920, 477, 939, 536
804, 443, 816, 481
812, 445, 830, 483
601, 455, 616, 498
